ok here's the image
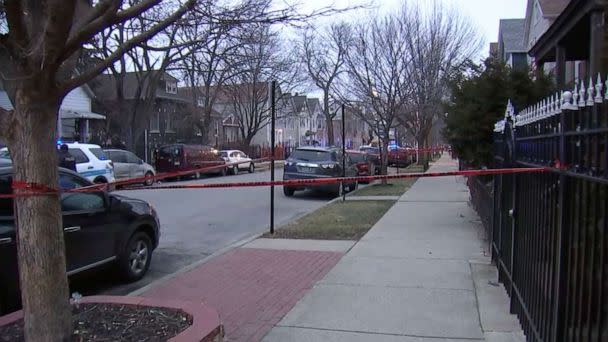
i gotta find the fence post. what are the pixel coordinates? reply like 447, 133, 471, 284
550, 102, 568, 342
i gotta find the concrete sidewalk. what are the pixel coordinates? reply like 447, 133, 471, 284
264, 155, 525, 342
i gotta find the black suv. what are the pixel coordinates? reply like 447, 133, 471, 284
283, 147, 358, 197
0, 166, 160, 314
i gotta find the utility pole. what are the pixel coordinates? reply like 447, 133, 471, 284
270, 80, 276, 234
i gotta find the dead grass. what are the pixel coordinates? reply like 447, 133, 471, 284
263, 200, 395, 240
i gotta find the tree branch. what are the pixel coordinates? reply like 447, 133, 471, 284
60, 0, 161, 64
58, 0, 195, 95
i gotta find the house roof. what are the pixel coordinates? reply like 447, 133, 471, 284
499, 19, 527, 53
307, 98, 321, 114
538, 0, 570, 17
91, 71, 186, 102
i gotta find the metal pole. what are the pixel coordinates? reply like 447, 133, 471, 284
342, 104, 346, 202
270, 80, 276, 234
144, 129, 148, 163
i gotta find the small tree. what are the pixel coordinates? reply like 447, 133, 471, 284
443, 58, 555, 167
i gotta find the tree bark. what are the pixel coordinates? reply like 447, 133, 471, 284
325, 117, 335, 146
380, 138, 389, 185
7, 86, 72, 341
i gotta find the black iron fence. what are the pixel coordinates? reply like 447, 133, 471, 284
491, 87, 607, 341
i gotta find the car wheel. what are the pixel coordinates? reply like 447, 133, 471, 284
93, 177, 107, 184
248, 163, 255, 173
220, 167, 227, 177
143, 172, 154, 186
232, 166, 238, 175
283, 186, 295, 197
118, 232, 152, 282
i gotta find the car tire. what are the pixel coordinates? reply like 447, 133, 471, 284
248, 163, 255, 173
93, 176, 107, 184
118, 231, 152, 282
283, 186, 295, 197
143, 172, 154, 186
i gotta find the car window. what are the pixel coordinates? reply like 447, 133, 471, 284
108, 151, 126, 163
230, 152, 238, 158
68, 148, 89, 164
59, 174, 104, 211
220, 151, 228, 158
349, 153, 366, 163
126, 152, 140, 164
0, 174, 13, 217
291, 150, 332, 162
89, 148, 107, 161
0, 149, 10, 159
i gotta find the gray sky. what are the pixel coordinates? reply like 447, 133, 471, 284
297, 0, 527, 59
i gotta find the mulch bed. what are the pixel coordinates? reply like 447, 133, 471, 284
0, 303, 192, 341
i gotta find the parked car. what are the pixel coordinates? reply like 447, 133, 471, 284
0, 147, 9, 159
220, 150, 255, 175
347, 150, 375, 183
0, 165, 161, 314
154, 144, 227, 179
359, 145, 381, 174
388, 147, 413, 167
66, 142, 115, 184
283, 147, 358, 197
104, 149, 156, 186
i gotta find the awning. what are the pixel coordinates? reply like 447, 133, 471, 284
59, 109, 106, 120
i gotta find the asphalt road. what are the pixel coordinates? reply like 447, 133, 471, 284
69, 168, 331, 296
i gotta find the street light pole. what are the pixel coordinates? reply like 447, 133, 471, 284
342, 103, 346, 202
270, 80, 276, 234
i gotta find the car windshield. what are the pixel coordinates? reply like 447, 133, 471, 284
90, 148, 108, 160
220, 152, 228, 158
0, 149, 9, 159
291, 150, 332, 162
360, 147, 378, 154
349, 153, 366, 163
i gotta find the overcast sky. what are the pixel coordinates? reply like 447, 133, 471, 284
296, 0, 527, 59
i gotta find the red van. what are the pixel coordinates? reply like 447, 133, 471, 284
154, 144, 227, 178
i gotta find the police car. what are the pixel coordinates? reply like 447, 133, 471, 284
65, 142, 116, 183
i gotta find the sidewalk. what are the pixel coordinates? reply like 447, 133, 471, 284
264, 155, 525, 341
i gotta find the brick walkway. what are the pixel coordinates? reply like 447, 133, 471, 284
142, 247, 343, 342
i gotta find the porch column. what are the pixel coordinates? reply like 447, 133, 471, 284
555, 45, 566, 89
589, 10, 606, 77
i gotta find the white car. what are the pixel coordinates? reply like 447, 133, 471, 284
104, 149, 156, 186
0, 147, 8, 159
220, 150, 255, 175
66, 143, 116, 183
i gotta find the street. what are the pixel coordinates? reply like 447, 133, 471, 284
69, 168, 331, 296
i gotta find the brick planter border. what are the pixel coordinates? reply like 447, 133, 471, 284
0, 296, 223, 342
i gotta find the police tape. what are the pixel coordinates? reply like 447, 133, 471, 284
128, 167, 543, 191
2, 166, 545, 199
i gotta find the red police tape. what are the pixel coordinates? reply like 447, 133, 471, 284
2, 166, 545, 199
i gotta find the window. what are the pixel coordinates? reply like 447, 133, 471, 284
230, 152, 239, 158
126, 152, 140, 164
165, 113, 173, 132
108, 151, 127, 163
0, 174, 13, 217
166, 81, 177, 94
59, 174, 104, 211
0, 149, 10, 159
68, 148, 89, 164
89, 148, 107, 161
150, 112, 160, 132
291, 150, 331, 162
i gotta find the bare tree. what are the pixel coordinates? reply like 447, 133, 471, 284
226, 24, 301, 146
339, 14, 410, 179
396, 2, 480, 164
299, 22, 350, 145
0, 1, 346, 339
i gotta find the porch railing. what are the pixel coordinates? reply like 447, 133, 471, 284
492, 77, 607, 342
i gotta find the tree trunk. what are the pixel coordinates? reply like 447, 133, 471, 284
417, 134, 427, 168
325, 117, 334, 146
380, 138, 389, 185
7, 87, 72, 341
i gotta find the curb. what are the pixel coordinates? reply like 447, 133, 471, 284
128, 232, 263, 296
129, 193, 343, 297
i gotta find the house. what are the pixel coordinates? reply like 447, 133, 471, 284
527, 0, 603, 89
497, 19, 529, 70
90, 71, 189, 158
0, 80, 105, 144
